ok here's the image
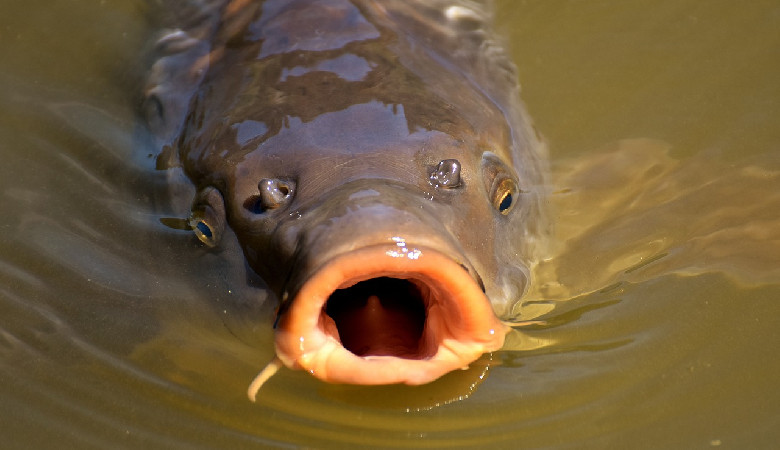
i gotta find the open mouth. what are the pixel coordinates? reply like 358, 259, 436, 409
272, 244, 508, 385
325, 277, 429, 359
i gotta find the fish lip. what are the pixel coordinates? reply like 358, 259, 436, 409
274, 244, 508, 385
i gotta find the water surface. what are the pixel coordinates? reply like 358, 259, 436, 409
1, 1, 778, 448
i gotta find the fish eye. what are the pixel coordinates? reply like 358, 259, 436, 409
189, 187, 226, 247
481, 152, 520, 216
195, 220, 213, 239
492, 177, 518, 215
192, 217, 216, 245
190, 211, 221, 246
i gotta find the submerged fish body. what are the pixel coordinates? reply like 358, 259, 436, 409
145, 0, 547, 388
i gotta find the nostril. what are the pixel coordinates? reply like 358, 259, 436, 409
429, 159, 462, 188
245, 178, 294, 214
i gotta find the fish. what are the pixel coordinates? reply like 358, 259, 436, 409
143, 0, 548, 399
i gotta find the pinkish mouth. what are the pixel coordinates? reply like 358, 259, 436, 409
271, 244, 508, 385
325, 277, 429, 359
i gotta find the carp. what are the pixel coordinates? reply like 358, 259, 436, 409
143, 0, 547, 399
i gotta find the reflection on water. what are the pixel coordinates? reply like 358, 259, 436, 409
526, 139, 780, 306
1, 0, 778, 448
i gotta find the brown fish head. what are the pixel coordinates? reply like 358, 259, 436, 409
153, 0, 547, 385
182, 105, 538, 384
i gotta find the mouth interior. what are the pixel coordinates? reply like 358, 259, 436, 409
324, 277, 430, 359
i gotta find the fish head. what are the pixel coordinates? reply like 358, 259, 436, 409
180, 93, 541, 384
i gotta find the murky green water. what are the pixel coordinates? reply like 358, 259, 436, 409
1, 1, 778, 448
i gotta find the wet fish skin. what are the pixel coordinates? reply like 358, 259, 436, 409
145, 0, 547, 386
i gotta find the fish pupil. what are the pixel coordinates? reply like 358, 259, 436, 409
196, 221, 212, 238
499, 192, 513, 212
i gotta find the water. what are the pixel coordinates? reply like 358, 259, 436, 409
1, 1, 778, 448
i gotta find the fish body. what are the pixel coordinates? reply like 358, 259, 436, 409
145, 0, 547, 386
